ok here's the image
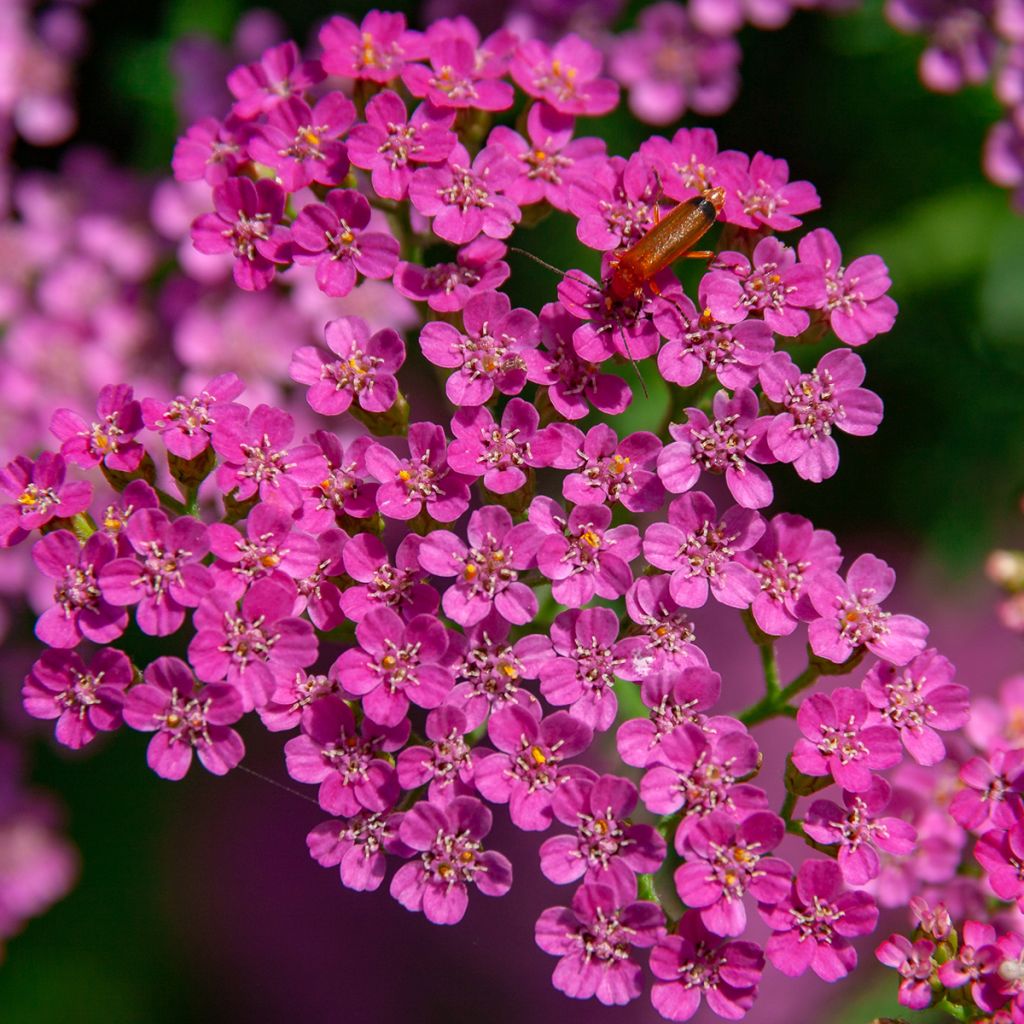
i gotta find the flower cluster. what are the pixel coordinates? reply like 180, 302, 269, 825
0, 7, 960, 1019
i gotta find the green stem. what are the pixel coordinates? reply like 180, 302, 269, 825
780, 791, 797, 823
739, 654, 823, 726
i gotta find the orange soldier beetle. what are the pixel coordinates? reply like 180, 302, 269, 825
511, 185, 728, 395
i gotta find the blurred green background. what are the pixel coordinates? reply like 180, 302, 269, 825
4, 0, 1024, 1021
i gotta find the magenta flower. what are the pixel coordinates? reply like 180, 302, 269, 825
444, 613, 544, 729
718, 151, 821, 231
0, 452, 91, 547
226, 40, 323, 118
523, 301, 632, 420
489, 103, 606, 211
212, 403, 326, 509
419, 290, 537, 405
876, 934, 937, 1011
96, 481, 160, 546
804, 778, 917, 884
307, 811, 408, 893
290, 534, 347, 630
331, 608, 454, 727
976, 823, 1024, 904
861, 649, 969, 765
340, 533, 438, 623
122, 657, 245, 781
950, 747, 1024, 831
319, 11, 423, 83
704, 237, 826, 337
541, 774, 665, 889
290, 190, 399, 297
284, 697, 405, 815
51, 383, 145, 471
394, 237, 510, 313
396, 706, 476, 804
616, 667, 721, 768
346, 90, 455, 201
258, 669, 338, 734
561, 425, 664, 513
610, 3, 740, 124
402, 37, 514, 110
140, 372, 244, 460
738, 512, 842, 637
797, 228, 898, 346
206, 502, 319, 601
172, 115, 245, 185
654, 286, 775, 391
571, 153, 659, 252
639, 126, 747, 206
447, 399, 564, 495
417, 505, 542, 627
807, 553, 929, 665
32, 531, 128, 648
297, 432, 378, 530
535, 881, 664, 1006
290, 315, 405, 416
188, 578, 318, 711
658, 388, 776, 509
532, 498, 640, 608
511, 35, 619, 116
532, 607, 647, 731
98, 508, 212, 636
22, 648, 131, 750
643, 492, 764, 609
641, 723, 766, 840
475, 706, 593, 831
246, 92, 354, 192
408, 143, 520, 245
390, 796, 512, 925
649, 913, 764, 1022
792, 687, 903, 792
760, 349, 883, 482
761, 860, 879, 980
191, 176, 289, 291
935, 921, 1004, 1011
365, 422, 471, 523
624, 575, 709, 675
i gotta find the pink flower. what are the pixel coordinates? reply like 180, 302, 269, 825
394, 237, 509, 312
418, 290, 537, 405
330, 608, 454, 727
98, 508, 212, 636
390, 796, 512, 925
289, 190, 399, 297
658, 388, 776, 509
396, 706, 477, 804
535, 881, 665, 1005
0, 452, 91, 547
122, 657, 245, 780
340, 533, 438, 623
345, 90, 455, 201
23, 648, 131, 749
532, 498, 640, 607
797, 228, 898, 346
51, 383, 145, 472
297, 432, 378, 529
876, 934, 937, 1010
284, 697, 405, 815
402, 37, 514, 110
365, 422, 471, 523
704, 237, 826, 337
650, 913, 764, 1021
807, 553, 929, 665
416, 505, 542, 627
792, 687, 903, 792
511, 35, 619, 116
474, 706, 593, 831
307, 810, 408, 893
140, 373, 244, 460
624, 575, 709, 675
190, 176, 289, 291
290, 315, 405, 416
488, 103, 607, 211
540, 774, 665, 888
951, 748, 1024, 832
643, 492, 764, 609
804, 778, 917, 884
718, 151, 821, 231
319, 11, 423, 83
226, 40, 323, 118
761, 859, 878, 980
561, 424, 664, 513
639, 126, 747, 207
759, 349, 883, 482
409, 143, 520, 245
861, 649, 969, 765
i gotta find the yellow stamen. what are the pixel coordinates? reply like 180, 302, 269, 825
530, 745, 547, 765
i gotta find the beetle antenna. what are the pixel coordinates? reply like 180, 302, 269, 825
617, 324, 650, 399
508, 247, 593, 288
